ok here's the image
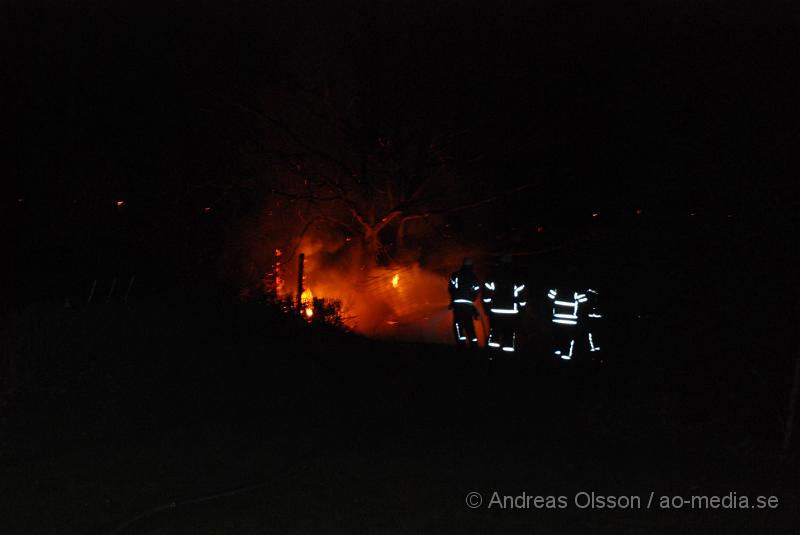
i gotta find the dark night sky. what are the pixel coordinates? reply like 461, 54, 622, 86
3, 0, 799, 302
5, 1, 797, 193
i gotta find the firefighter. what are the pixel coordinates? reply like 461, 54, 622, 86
547, 287, 602, 360
448, 257, 481, 348
483, 254, 526, 353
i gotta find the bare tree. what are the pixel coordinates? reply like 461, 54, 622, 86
214, 74, 523, 266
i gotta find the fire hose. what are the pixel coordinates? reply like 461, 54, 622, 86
105, 446, 322, 535
105, 393, 375, 534
104, 337, 397, 535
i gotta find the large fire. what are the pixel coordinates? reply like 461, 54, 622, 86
269, 235, 459, 342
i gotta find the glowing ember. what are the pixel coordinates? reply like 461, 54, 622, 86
116, 200, 124, 207
301, 288, 313, 303
391, 273, 400, 288
301, 288, 314, 318
273, 249, 284, 294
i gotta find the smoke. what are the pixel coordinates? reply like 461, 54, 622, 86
230, 201, 488, 344
293, 236, 454, 342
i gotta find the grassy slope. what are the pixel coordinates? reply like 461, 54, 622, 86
1, 294, 797, 534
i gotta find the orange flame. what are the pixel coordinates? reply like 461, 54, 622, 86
268, 234, 452, 341
301, 288, 314, 318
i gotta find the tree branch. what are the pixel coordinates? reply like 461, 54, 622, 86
402, 183, 532, 219
208, 88, 356, 176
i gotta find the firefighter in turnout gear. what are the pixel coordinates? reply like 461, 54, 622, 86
483, 254, 526, 353
448, 257, 481, 348
547, 288, 602, 360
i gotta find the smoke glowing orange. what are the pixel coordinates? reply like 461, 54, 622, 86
270, 234, 456, 342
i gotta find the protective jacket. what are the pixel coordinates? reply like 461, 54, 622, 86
449, 269, 480, 305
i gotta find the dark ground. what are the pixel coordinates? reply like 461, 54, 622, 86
1, 286, 797, 534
